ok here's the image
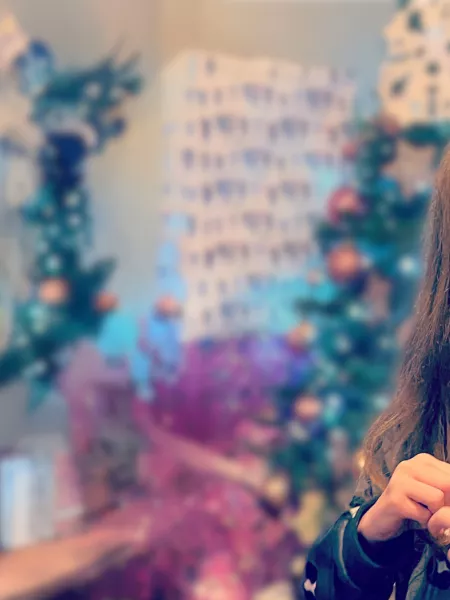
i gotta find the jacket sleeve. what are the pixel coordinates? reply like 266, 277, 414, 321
301, 477, 417, 600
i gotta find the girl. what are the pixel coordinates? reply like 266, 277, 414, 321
304, 152, 450, 599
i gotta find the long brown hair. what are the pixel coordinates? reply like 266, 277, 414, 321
363, 148, 450, 491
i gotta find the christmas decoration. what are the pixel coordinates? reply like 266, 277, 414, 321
155, 294, 183, 318
95, 292, 118, 313
0, 38, 142, 392
326, 243, 366, 284
260, 472, 291, 512
38, 278, 69, 305
286, 322, 316, 350
293, 395, 322, 423
328, 187, 365, 224
267, 19, 447, 537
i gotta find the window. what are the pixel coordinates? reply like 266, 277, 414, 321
217, 179, 232, 199
243, 149, 259, 168
281, 118, 295, 138
268, 123, 278, 141
282, 181, 296, 198
201, 119, 211, 139
408, 10, 423, 32
222, 303, 234, 318
390, 77, 408, 97
217, 115, 232, 133
182, 148, 195, 169
203, 186, 213, 203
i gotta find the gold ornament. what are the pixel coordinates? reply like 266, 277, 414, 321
95, 291, 118, 313
327, 243, 365, 284
38, 278, 69, 305
155, 295, 182, 317
286, 322, 316, 349
261, 473, 290, 509
294, 395, 322, 423
328, 187, 364, 223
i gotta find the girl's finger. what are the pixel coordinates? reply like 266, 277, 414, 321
428, 507, 450, 539
411, 463, 450, 497
401, 497, 432, 528
404, 480, 445, 514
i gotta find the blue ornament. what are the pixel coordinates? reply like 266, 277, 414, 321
14, 40, 55, 96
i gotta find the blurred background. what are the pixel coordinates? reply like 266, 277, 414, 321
0, 0, 444, 599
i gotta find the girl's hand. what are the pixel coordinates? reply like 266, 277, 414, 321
358, 453, 450, 543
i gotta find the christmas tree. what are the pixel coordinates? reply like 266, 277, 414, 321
268, 0, 450, 519
0, 40, 142, 392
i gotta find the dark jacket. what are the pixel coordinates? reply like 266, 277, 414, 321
303, 478, 450, 599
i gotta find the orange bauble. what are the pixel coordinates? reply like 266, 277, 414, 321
155, 295, 182, 318
286, 322, 316, 349
95, 292, 118, 312
39, 278, 69, 305
294, 395, 323, 423
327, 243, 366, 284
328, 187, 364, 224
